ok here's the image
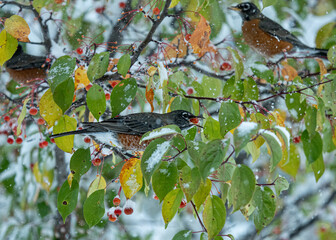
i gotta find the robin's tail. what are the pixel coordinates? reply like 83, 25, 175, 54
306, 48, 328, 59
50, 129, 91, 138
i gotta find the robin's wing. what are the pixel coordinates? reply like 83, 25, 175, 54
6, 54, 47, 70
259, 17, 308, 48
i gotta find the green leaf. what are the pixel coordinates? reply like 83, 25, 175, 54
246, 142, 260, 163
170, 96, 192, 112
203, 195, 226, 239
0, 30, 18, 66
87, 52, 109, 81
274, 177, 289, 196
252, 186, 276, 231
117, 54, 131, 77
110, 78, 137, 118
316, 23, 336, 49
162, 188, 183, 227
83, 189, 105, 227
311, 155, 325, 182
327, 45, 336, 66
243, 77, 259, 101
229, 164, 256, 211
48, 55, 76, 92
260, 130, 283, 172
86, 84, 106, 121
172, 230, 192, 240
6, 80, 27, 94
193, 178, 212, 210
202, 76, 222, 98
187, 140, 206, 166
57, 179, 79, 222
217, 163, 236, 204
179, 166, 201, 202
302, 130, 323, 164
322, 75, 336, 116
52, 77, 74, 113
262, 0, 277, 9
279, 143, 300, 177
53, 116, 77, 153
219, 101, 241, 137
227, 47, 244, 81
274, 126, 290, 163
199, 139, 229, 180
204, 116, 222, 140
304, 106, 317, 136
285, 92, 307, 121
16, 98, 29, 136
222, 76, 244, 100
140, 125, 181, 143
70, 148, 91, 181
152, 161, 178, 201
141, 138, 171, 185
251, 66, 275, 84
233, 122, 259, 154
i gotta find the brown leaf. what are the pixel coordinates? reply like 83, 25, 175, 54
164, 34, 188, 59
281, 61, 298, 81
189, 14, 212, 57
146, 86, 155, 112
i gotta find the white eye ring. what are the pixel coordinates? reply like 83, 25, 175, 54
182, 112, 189, 118
242, 4, 250, 11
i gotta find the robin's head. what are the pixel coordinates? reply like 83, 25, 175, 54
229, 2, 261, 21
167, 110, 203, 129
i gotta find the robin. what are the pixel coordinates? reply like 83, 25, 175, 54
51, 110, 203, 151
5, 45, 49, 84
229, 2, 328, 59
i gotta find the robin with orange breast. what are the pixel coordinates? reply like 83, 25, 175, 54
51, 110, 203, 151
5, 45, 49, 84
229, 2, 329, 60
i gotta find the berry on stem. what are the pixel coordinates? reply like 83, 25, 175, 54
4, 116, 10, 122
76, 48, 83, 55
220, 62, 232, 71
114, 207, 122, 217
119, 2, 126, 8
7, 136, 14, 144
113, 195, 121, 206
92, 158, 101, 166
37, 118, 45, 125
84, 136, 91, 143
186, 87, 194, 95
105, 93, 110, 100
16, 136, 23, 144
123, 199, 135, 215
153, 7, 160, 15
179, 199, 187, 208
29, 107, 38, 116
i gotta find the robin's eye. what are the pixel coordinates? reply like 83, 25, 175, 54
242, 4, 250, 11
182, 112, 189, 118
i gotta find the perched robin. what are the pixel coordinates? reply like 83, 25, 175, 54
5, 45, 49, 84
229, 2, 328, 59
51, 110, 203, 151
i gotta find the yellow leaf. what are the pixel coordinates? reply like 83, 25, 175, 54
39, 89, 63, 128
169, 0, 180, 8
41, 169, 54, 192
189, 14, 212, 57
0, 30, 18, 66
5, 15, 30, 42
281, 60, 298, 81
33, 163, 42, 183
53, 115, 77, 153
87, 176, 107, 197
16, 98, 30, 136
164, 34, 188, 59
147, 66, 157, 76
67, 173, 74, 186
74, 66, 91, 91
120, 158, 143, 199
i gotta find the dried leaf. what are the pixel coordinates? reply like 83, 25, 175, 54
164, 34, 188, 59
280, 61, 298, 81
74, 66, 91, 91
189, 14, 212, 57
146, 86, 155, 112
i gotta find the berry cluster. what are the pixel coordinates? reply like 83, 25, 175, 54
107, 196, 135, 222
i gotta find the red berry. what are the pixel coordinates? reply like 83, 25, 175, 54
95, 6, 105, 14
110, 81, 119, 88
114, 207, 122, 217
84, 136, 91, 143
186, 87, 194, 95
113, 195, 121, 206
7, 136, 14, 144
92, 158, 101, 166
123, 199, 135, 215
108, 213, 117, 222
153, 194, 159, 200
29, 107, 38, 116
293, 136, 301, 144
37, 118, 45, 125
179, 199, 187, 208
85, 84, 92, 91
124, 207, 134, 215
119, 2, 126, 8
185, 34, 191, 41
105, 93, 110, 100
153, 7, 160, 15
46, 57, 51, 62
16, 136, 23, 144
76, 48, 83, 55
220, 62, 232, 71
4, 115, 10, 122
39, 142, 43, 148
51, 138, 55, 143
42, 140, 48, 147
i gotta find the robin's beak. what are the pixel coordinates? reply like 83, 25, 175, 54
189, 116, 204, 128
228, 6, 241, 11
